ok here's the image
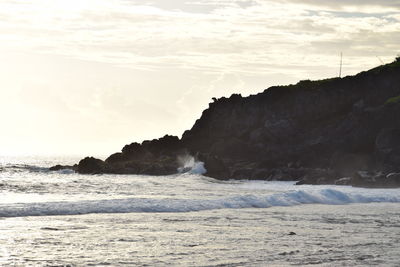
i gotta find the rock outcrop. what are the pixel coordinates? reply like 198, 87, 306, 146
51, 59, 400, 187
70, 135, 186, 175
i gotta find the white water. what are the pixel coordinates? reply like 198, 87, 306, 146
1, 156, 400, 266
177, 154, 207, 174
1, 187, 400, 218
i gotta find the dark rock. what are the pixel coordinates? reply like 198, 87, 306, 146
143, 135, 182, 156
105, 152, 126, 164
60, 59, 400, 187
375, 128, 400, 172
386, 173, 400, 187
295, 180, 306, 185
49, 165, 75, 171
231, 168, 255, 180
351, 171, 386, 188
295, 169, 335, 185
330, 152, 373, 177
376, 128, 400, 153
98, 135, 185, 175
334, 177, 352, 185
122, 142, 143, 155
77, 157, 107, 174
251, 168, 272, 180
140, 161, 178, 176
199, 153, 230, 179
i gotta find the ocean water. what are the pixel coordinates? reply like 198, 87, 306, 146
0, 156, 400, 266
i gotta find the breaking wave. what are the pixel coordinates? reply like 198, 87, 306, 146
177, 155, 206, 175
1, 188, 399, 218
0, 164, 50, 173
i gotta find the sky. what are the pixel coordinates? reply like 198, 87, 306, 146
0, 0, 399, 157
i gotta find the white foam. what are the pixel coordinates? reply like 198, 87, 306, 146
177, 155, 206, 175
1, 188, 399, 217
57, 169, 75, 174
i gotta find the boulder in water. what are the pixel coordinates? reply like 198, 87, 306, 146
77, 157, 107, 174
49, 164, 76, 172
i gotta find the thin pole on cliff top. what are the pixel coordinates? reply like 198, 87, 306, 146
376, 56, 384, 65
339, 52, 343, 78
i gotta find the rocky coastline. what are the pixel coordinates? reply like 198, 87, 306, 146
52, 59, 400, 188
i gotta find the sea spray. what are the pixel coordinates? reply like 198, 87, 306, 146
177, 154, 207, 174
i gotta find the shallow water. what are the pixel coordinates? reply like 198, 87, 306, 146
1, 157, 399, 266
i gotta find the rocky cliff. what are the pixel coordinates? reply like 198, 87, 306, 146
53, 59, 400, 187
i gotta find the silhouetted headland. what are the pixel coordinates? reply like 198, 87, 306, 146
52, 58, 400, 188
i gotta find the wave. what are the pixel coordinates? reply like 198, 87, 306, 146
0, 164, 50, 173
1, 188, 399, 217
177, 155, 206, 175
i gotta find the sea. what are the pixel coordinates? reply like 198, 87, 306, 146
0, 156, 400, 266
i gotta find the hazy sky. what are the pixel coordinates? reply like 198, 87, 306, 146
0, 0, 399, 157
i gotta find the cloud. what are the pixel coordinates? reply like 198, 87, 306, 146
1, 0, 399, 155
0, 0, 398, 78
280, 0, 400, 11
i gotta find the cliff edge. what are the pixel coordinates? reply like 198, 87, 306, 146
53, 58, 400, 187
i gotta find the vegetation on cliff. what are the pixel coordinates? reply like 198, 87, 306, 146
52, 59, 400, 187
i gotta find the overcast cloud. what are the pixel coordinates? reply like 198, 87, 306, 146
0, 0, 398, 155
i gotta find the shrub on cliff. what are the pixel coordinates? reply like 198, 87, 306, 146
385, 95, 400, 105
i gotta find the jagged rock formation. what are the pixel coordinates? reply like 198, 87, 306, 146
181, 59, 400, 187
77, 135, 186, 175
52, 59, 400, 187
